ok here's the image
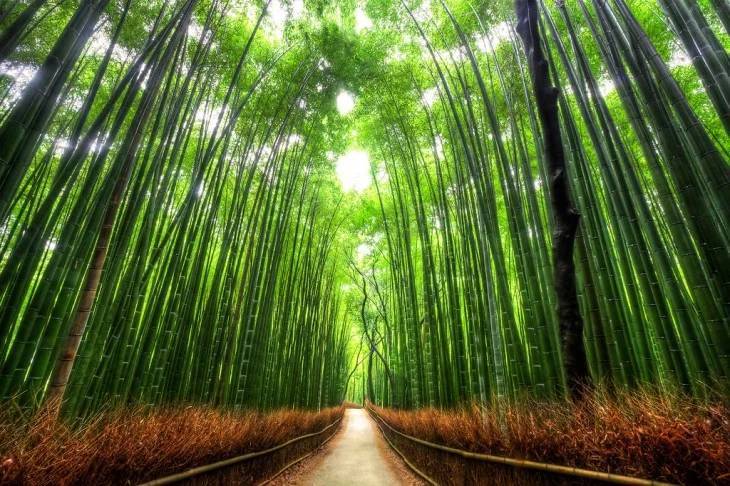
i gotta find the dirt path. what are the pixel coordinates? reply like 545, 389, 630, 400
271, 408, 421, 486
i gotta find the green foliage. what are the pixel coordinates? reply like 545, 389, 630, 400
0, 0, 727, 416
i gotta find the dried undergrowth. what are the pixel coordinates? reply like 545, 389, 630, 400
0, 401, 343, 485
371, 389, 730, 484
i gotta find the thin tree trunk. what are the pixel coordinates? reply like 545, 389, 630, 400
515, 0, 590, 399
44, 0, 194, 415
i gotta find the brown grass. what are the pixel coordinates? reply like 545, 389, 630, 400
371, 389, 730, 484
0, 401, 343, 485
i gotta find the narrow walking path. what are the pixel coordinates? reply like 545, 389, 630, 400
275, 408, 420, 485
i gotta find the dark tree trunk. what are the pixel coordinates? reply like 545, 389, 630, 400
515, 0, 591, 399
0, 0, 109, 220
0, 0, 46, 62
367, 350, 375, 403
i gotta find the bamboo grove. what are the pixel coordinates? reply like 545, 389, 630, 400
0, 0, 353, 417
1, 0, 729, 418
351, 0, 729, 408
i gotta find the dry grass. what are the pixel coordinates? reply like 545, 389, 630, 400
0, 401, 343, 485
371, 389, 730, 484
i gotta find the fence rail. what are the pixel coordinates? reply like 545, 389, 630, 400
139, 417, 342, 485
367, 406, 675, 486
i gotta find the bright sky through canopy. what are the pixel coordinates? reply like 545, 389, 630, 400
336, 90, 356, 115
355, 8, 373, 33
336, 150, 371, 192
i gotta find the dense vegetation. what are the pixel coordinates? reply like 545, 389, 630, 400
0, 0, 728, 423
370, 391, 729, 484
1, 404, 343, 484
347, 0, 729, 408
0, 0, 355, 417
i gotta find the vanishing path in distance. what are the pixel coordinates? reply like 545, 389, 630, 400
284, 408, 418, 486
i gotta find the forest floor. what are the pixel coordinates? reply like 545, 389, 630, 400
268, 408, 423, 485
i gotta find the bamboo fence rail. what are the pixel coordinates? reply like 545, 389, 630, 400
140, 417, 342, 485
367, 406, 675, 486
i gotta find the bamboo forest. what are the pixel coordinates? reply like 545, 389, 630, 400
0, 0, 728, 484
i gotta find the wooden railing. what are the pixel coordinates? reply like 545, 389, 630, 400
140, 416, 342, 485
367, 406, 675, 486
